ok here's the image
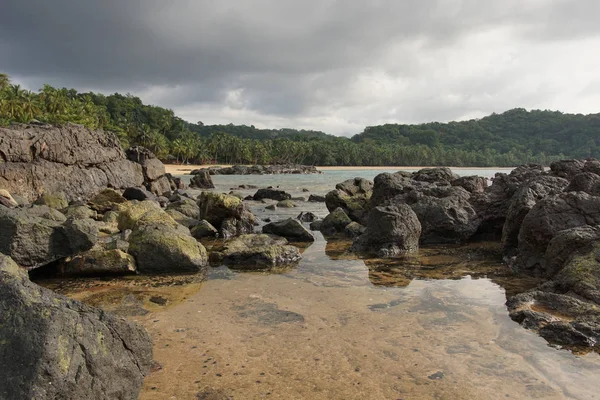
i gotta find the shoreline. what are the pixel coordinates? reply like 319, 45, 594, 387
164, 164, 515, 175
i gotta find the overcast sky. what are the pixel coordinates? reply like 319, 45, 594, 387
2, 0, 600, 136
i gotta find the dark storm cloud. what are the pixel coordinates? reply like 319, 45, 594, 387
2, 0, 600, 134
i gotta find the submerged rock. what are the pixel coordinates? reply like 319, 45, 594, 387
263, 218, 315, 242
351, 204, 421, 257
0, 254, 153, 399
276, 200, 296, 208
253, 188, 292, 201
297, 211, 318, 222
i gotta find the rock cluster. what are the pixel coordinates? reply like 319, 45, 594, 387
191, 164, 321, 175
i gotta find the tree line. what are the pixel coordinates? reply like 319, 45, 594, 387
2, 72, 597, 167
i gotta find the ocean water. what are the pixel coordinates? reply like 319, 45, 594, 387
40, 167, 600, 400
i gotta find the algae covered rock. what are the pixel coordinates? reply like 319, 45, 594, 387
325, 177, 373, 224
116, 200, 163, 230
320, 207, 352, 236
89, 188, 127, 212
128, 223, 208, 274
209, 234, 301, 269
166, 209, 200, 229
62, 204, 98, 220
262, 218, 315, 242
34, 191, 69, 210
191, 220, 219, 239
0, 206, 98, 268
167, 197, 200, 219
197, 192, 256, 237
61, 248, 136, 276
252, 188, 292, 201
276, 200, 296, 208
0, 254, 153, 400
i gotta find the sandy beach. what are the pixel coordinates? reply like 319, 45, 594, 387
164, 164, 514, 175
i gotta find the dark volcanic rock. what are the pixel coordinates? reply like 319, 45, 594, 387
123, 187, 157, 201
543, 226, 600, 278
0, 254, 153, 400
550, 159, 586, 180
0, 206, 98, 269
193, 164, 320, 175
325, 177, 373, 224
351, 204, 421, 257
308, 194, 326, 202
320, 207, 353, 236
564, 172, 600, 195
253, 188, 292, 201
297, 211, 318, 222
189, 170, 215, 189
514, 192, 600, 276
451, 175, 488, 193
412, 167, 458, 183
502, 175, 569, 256
263, 218, 315, 242
197, 192, 256, 238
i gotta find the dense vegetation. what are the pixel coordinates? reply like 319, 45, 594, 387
1, 73, 599, 167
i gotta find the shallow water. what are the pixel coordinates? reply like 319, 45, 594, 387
38, 168, 600, 399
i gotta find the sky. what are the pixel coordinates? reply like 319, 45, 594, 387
2, 0, 600, 136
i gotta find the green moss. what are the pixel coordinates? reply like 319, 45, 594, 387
117, 201, 162, 230
34, 192, 69, 210
559, 244, 600, 290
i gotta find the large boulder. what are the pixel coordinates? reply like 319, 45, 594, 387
189, 170, 215, 189
190, 220, 219, 239
116, 200, 164, 231
564, 172, 600, 195
451, 175, 488, 193
88, 188, 127, 213
125, 146, 175, 196
34, 191, 69, 210
549, 159, 586, 180
514, 192, 600, 276
166, 197, 200, 220
252, 188, 292, 201
502, 175, 569, 256
325, 177, 373, 224
0, 124, 146, 202
554, 241, 600, 304
0, 206, 98, 268
351, 204, 421, 257
543, 226, 600, 278
197, 192, 256, 237
60, 247, 136, 277
370, 171, 421, 206
263, 218, 315, 242
209, 234, 301, 269
0, 254, 153, 399
412, 167, 458, 183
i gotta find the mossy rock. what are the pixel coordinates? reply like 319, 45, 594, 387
61, 248, 136, 276
34, 192, 68, 210
165, 209, 200, 229
89, 189, 127, 212
128, 223, 208, 274
116, 200, 163, 230
320, 207, 352, 236
166, 198, 200, 220
276, 200, 296, 208
190, 220, 218, 239
556, 242, 600, 303
197, 192, 243, 226
63, 205, 98, 220
209, 234, 301, 269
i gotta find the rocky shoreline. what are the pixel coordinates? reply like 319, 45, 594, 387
1, 124, 600, 398
191, 164, 321, 176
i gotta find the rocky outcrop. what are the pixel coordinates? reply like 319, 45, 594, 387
325, 177, 373, 224
209, 234, 302, 269
125, 146, 181, 196
0, 254, 153, 400
350, 204, 421, 257
412, 167, 458, 183
0, 205, 98, 269
451, 175, 488, 193
263, 218, 315, 242
193, 164, 321, 175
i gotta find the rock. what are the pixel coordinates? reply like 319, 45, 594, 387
0, 189, 18, 208
543, 226, 600, 278
325, 177, 373, 224
88, 188, 127, 212
344, 221, 366, 238
291, 196, 306, 202
61, 247, 136, 276
128, 222, 208, 274
277, 200, 296, 208
302, 188, 310, 192
308, 194, 326, 202
253, 188, 292, 201
33, 191, 68, 209
554, 242, 600, 304
351, 204, 421, 257
507, 290, 600, 348
197, 192, 256, 237
0, 254, 153, 399
370, 171, 425, 206
62, 204, 97, 220
514, 192, 600, 276
209, 234, 302, 269
564, 172, 600, 195
263, 218, 315, 242
550, 159, 586, 179
102, 211, 119, 224
0, 124, 146, 202
309, 220, 323, 231
123, 186, 157, 201
265, 204, 277, 211
190, 220, 219, 239
583, 159, 600, 175
189, 170, 215, 189
165, 209, 199, 229
320, 207, 353, 236
297, 211, 318, 222
502, 175, 569, 256
451, 176, 488, 193
116, 200, 164, 231
147, 175, 172, 196
167, 197, 200, 219
194, 165, 320, 175
412, 167, 458, 183
229, 191, 245, 200
0, 206, 98, 268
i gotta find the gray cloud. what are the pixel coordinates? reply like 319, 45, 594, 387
2, 0, 600, 135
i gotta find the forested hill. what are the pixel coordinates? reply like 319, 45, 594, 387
1, 72, 600, 167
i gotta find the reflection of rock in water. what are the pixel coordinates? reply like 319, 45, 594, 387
232, 299, 304, 326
